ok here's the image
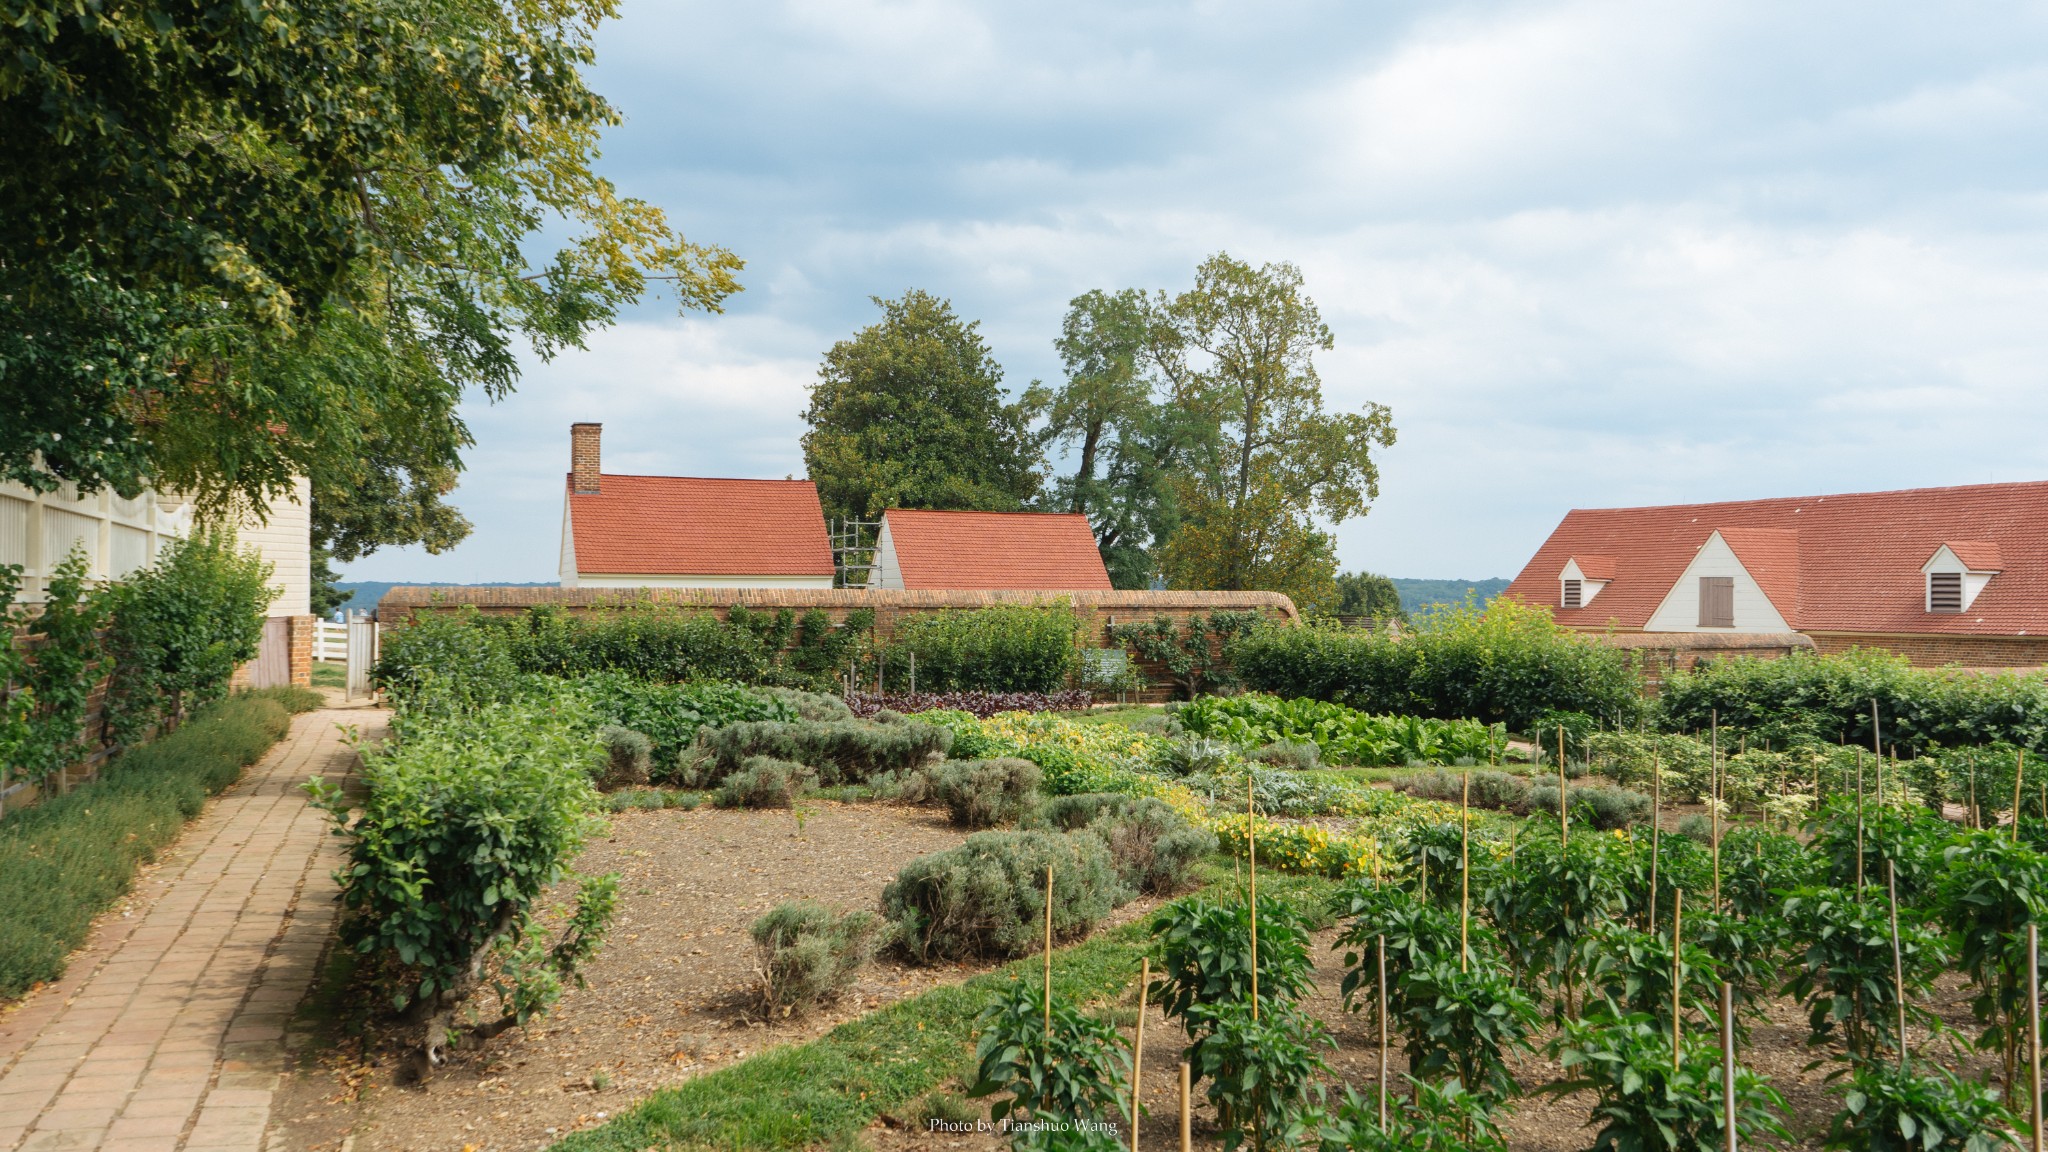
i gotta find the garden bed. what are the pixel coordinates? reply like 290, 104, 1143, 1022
273, 799, 1169, 1152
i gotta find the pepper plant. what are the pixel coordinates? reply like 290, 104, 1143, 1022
968, 978, 1131, 1143
1553, 1008, 1790, 1152
1781, 885, 1949, 1062
1149, 893, 1315, 1038
1184, 997, 1331, 1152
1823, 1058, 2017, 1152
1937, 831, 2048, 1089
1318, 1077, 1505, 1152
1392, 957, 1538, 1101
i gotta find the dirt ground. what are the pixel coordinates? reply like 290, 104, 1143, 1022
273, 800, 984, 1152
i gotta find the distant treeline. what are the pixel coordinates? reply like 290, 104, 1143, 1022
1389, 577, 1510, 614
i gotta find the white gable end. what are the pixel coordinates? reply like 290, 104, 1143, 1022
1643, 531, 1794, 633
870, 517, 902, 590
1559, 558, 1608, 606
559, 500, 578, 589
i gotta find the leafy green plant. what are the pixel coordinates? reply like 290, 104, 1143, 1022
0, 548, 107, 784
374, 606, 519, 713
1148, 893, 1315, 1030
926, 758, 1041, 828
714, 756, 817, 809
1106, 611, 1264, 700
1720, 825, 1819, 920
1178, 694, 1506, 768
1483, 825, 1628, 1016
967, 978, 1130, 1144
1781, 885, 1949, 1061
1391, 958, 1538, 1100
594, 725, 652, 790
310, 686, 616, 1080
751, 902, 882, 1015
1519, 783, 1652, 830
1824, 1058, 2017, 1152
577, 673, 795, 770
883, 605, 1082, 694
1395, 768, 1529, 811
1584, 922, 1723, 1027
102, 532, 273, 743
1184, 997, 1331, 1152
1318, 1077, 1506, 1152
1938, 831, 2048, 1086
883, 831, 1129, 963
1554, 1010, 1790, 1152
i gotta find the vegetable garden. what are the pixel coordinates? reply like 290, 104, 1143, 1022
315, 602, 2048, 1151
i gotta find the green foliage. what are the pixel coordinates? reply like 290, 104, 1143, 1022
714, 757, 817, 809
1554, 1011, 1790, 1152
1151, 253, 1396, 611
883, 830, 1128, 963
1107, 612, 1264, 699
594, 726, 652, 790
1392, 958, 1539, 1100
1781, 885, 1949, 1060
1720, 825, 1820, 920
1825, 1059, 2018, 1152
967, 979, 1131, 1144
574, 673, 794, 771
1184, 997, 1332, 1152
1520, 783, 1653, 830
1228, 598, 1644, 731
311, 685, 613, 1068
1326, 571, 1406, 620
101, 533, 274, 744
1319, 1078, 1505, 1152
1938, 832, 2048, 1077
926, 759, 1042, 828
699, 717, 950, 786
1178, 694, 1508, 767
0, 693, 291, 997
374, 608, 521, 713
1661, 648, 2048, 756
803, 290, 1043, 522
0, 549, 108, 784
1028, 793, 1215, 894
1148, 894, 1316, 1030
751, 902, 882, 1015
1584, 923, 1722, 1026
883, 606, 1080, 694
1395, 768, 1529, 811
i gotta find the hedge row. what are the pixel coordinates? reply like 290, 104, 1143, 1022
0, 689, 314, 998
1226, 599, 1644, 731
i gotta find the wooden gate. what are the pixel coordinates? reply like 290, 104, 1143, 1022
249, 617, 290, 688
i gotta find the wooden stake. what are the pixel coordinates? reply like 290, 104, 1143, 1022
1856, 750, 1866, 889
1711, 711, 1721, 913
1461, 769, 1471, 972
2029, 923, 2042, 1152
1558, 723, 1569, 849
1721, 981, 1738, 1152
1672, 888, 1685, 1073
2017, 751, 2028, 845
1178, 1062, 1192, 1152
1886, 862, 1908, 1069
1247, 774, 1258, 1020
1132, 958, 1149, 1152
1970, 752, 1979, 830
1044, 865, 1055, 1040
1377, 935, 1389, 1131
1649, 752, 1662, 929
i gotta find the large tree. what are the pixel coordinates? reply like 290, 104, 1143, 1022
1, 0, 741, 535
803, 291, 1043, 525
1151, 254, 1396, 608
1028, 289, 1190, 589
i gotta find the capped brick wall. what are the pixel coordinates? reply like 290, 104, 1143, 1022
1806, 631, 2048, 670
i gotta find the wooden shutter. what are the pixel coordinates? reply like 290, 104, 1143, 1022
1928, 572, 1963, 613
1562, 579, 1582, 609
1698, 577, 1734, 628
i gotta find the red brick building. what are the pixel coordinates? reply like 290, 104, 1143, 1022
1503, 480, 2048, 669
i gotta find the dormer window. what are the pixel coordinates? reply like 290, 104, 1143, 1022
1558, 555, 1610, 610
1921, 543, 2000, 615
1562, 579, 1583, 608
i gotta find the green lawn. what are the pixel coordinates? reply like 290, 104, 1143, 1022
550, 864, 1338, 1151
310, 662, 345, 689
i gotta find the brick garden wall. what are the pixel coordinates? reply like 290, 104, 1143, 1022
1570, 631, 1817, 693
1806, 631, 2048, 670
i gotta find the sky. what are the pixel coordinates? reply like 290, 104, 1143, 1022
337, 0, 2048, 586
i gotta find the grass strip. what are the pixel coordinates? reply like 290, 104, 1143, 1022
0, 687, 316, 999
550, 868, 1337, 1152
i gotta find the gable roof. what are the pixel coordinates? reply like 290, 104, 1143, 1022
1566, 554, 1615, 581
883, 509, 1112, 591
566, 474, 835, 577
1503, 480, 2048, 636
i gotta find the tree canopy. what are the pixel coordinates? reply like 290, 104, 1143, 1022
1, 0, 741, 545
802, 291, 1043, 525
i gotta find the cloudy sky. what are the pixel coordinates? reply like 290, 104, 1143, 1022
338, 0, 2048, 586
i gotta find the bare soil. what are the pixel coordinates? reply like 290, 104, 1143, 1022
273, 800, 982, 1152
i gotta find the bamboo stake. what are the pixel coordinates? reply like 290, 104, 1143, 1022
1886, 862, 1908, 1069
1132, 958, 1149, 1152
1377, 935, 1389, 1130
1650, 753, 1662, 929
1178, 1062, 1192, 1152
1672, 888, 1685, 1073
1970, 753, 1979, 830
1559, 723, 1569, 849
1721, 981, 1738, 1152
1856, 750, 1866, 889
1711, 711, 1721, 912
1248, 774, 1258, 1020
2029, 924, 2043, 1152
2018, 751, 2028, 845
1044, 866, 1055, 1040
1461, 769, 1471, 971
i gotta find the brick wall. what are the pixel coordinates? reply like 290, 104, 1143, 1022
1806, 632, 2048, 670
1568, 631, 1816, 693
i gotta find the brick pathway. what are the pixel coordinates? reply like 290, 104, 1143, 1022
0, 704, 384, 1152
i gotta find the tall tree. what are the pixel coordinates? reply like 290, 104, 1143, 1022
1331, 571, 1406, 620
1028, 289, 1188, 588
1151, 253, 1396, 608
0, 0, 742, 527
803, 291, 1043, 524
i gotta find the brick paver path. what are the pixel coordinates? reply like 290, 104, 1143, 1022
0, 704, 383, 1152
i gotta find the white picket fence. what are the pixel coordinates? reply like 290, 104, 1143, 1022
313, 619, 349, 663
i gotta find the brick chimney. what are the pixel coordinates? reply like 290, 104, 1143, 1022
570, 423, 602, 494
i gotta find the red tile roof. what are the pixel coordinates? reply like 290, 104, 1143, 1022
1568, 554, 1616, 580
566, 474, 834, 577
883, 509, 1112, 591
1503, 481, 2048, 636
